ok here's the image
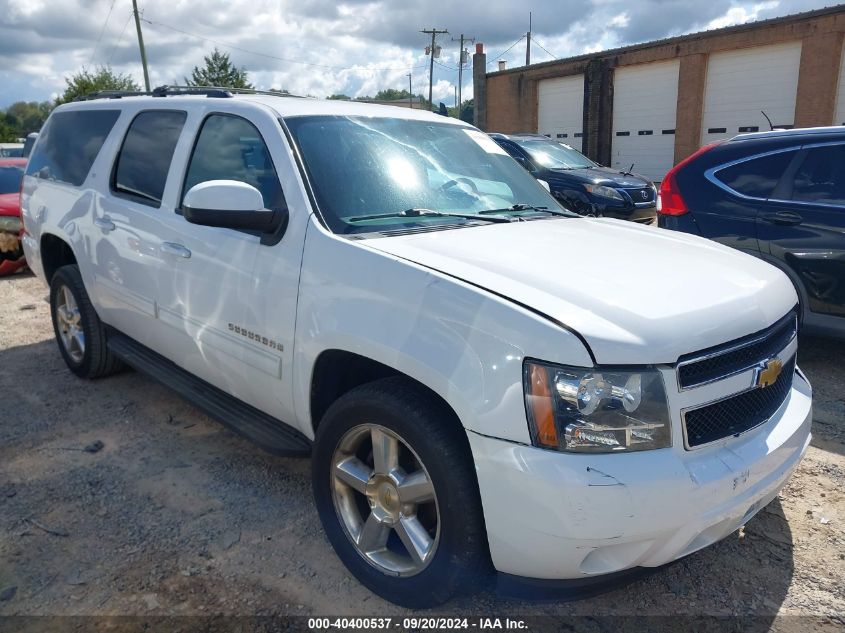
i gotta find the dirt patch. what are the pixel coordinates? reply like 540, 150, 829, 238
1, 271, 843, 625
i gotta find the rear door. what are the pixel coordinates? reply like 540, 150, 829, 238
701, 148, 800, 252
758, 142, 845, 319
91, 108, 187, 350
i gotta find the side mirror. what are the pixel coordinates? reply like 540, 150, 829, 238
182, 180, 286, 233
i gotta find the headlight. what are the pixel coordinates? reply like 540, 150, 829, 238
523, 361, 671, 453
583, 184, 624, 201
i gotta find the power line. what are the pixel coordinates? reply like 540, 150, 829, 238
89, 0, 117, 66
531, 37, 557, 60
421, 28, 448, 111
107, 11, 134, 65
486, 36, 526, 65
142, 17, 428, 73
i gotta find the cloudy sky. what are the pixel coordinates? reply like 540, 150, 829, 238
0, 0, 836, 108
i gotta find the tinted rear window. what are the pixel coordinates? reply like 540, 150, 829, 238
113, 110, 187, 206
714, 150, 797, 199
25, 110, 120, 186
0, 165, 24, 194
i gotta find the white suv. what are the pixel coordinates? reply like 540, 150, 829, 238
21, 88, 812, 607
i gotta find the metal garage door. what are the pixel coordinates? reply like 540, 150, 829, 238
611, 60, 679, 183
701, 41, 802, 145
834, 41, 845, 126
537, 75, 584, 144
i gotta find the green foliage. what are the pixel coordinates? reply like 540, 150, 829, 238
186, 48, 253, 89
57, 66, 140, 105
0, 101, 54, 141
327, 94, 351, 100
372, 88, 414, 101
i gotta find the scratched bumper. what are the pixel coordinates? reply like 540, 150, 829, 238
468, 371, 812, 580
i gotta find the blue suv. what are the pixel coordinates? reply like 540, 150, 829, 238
490, 133, 657, 223
658, 127, 845, 339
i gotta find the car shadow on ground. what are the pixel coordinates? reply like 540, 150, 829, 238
0, 337, 800, 621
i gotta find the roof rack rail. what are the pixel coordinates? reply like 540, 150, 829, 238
153, 85, 308, 98
74, 90, 155, 101
75, 85, 308, 102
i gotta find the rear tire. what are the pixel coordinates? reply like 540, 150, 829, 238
49, 265, 123, 379
312, 377, 490, 607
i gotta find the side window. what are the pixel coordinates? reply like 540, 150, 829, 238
183, 114, 285, 212
25, 110, 120, 186
112, 110, 187, 207
714, 150, 797, 199
790, 145, 845, 206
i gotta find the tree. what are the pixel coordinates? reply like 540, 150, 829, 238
373, 88, 413, 101
186, 48, 252, 89
0, 101, 53, 139
57, 66, 139, 104
327, 93, 351, 100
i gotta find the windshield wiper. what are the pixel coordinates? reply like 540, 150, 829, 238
479, 204, 576, 217
347, 208, 513, 224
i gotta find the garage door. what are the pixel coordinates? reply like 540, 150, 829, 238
537, 75, 584, 144
834, 41, 845, 126
701, 41, 802, 145
611, 60, 679, 183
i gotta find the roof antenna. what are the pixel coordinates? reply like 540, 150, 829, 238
761, 110, 774, 131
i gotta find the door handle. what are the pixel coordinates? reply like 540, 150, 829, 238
763, 211, 802, 226
160, 242, 192, 259
94, 217, 115, 232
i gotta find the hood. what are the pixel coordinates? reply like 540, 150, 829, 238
365, 219, 797, 365
540, 165, 652, 188
0, 193, 20, 217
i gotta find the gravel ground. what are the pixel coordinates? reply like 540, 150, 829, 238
0, 271, 843, 628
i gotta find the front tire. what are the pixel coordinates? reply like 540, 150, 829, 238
312, 377, 489, 607
49, 265, 123, 379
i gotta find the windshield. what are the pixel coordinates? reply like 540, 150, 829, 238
516, 139, 596, 170
0, 165, 24, 194
284, 116, 566, 234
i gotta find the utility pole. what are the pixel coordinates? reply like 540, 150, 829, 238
526, 12, 532, 66
407, 73, 412, 108
421, 28, 448, 111
132, 0, 150, 91
452, 33, 475, 113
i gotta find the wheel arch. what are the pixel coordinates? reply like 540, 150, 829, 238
309, 349, 464, 435
40, 231, 77, 283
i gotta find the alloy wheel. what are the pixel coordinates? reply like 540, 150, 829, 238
331, 424, 440, 576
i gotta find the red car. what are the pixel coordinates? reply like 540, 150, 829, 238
0, 158, 27, 276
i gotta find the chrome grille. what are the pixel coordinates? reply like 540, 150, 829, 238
683, 355, 796, 448
677, 311, 798, 390
623, 187, 655, 204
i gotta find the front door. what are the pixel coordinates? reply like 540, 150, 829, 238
155, 107, 304, 423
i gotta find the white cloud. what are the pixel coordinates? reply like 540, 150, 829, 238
0, 0, 834, 108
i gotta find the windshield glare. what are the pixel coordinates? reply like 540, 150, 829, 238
518, 139, 596, 170
285, 116, 565, 234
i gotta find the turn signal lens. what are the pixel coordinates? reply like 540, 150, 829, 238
526, 363, 558, 448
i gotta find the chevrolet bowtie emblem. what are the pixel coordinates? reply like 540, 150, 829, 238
755, 358, 783, 389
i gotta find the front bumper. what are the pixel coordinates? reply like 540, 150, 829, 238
469, 370, 811, 580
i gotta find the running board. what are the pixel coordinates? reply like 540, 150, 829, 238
107, 329, 312, 457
